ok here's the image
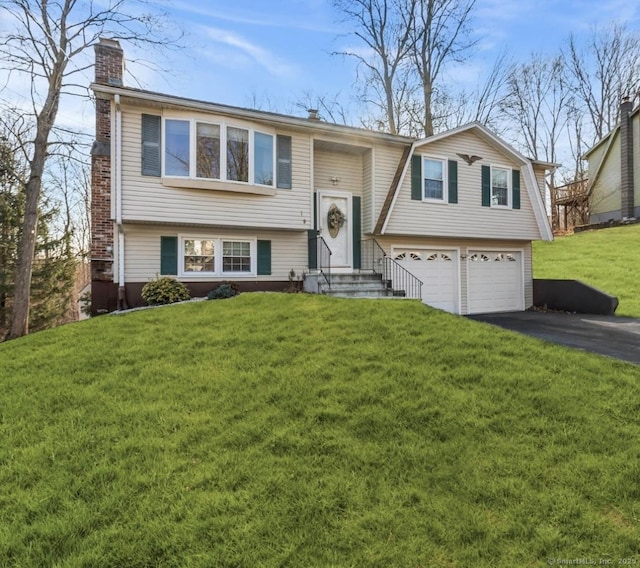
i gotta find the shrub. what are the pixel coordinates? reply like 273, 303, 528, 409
207, 282, 239, 300
141, 276, 190, 306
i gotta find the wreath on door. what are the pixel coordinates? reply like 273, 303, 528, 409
327, 203, 346, 238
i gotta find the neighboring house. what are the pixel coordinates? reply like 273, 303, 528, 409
585, 97, 640, 224
90, 38, 553, 316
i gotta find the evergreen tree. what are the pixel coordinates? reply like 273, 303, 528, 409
0, 136, 76, 338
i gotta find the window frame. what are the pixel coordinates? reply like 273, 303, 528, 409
421, 155, 448, 203
162, 117, 277, 188
490, 165, 512, 208
178, 235, 257, 277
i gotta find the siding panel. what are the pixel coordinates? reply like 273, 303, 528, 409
120, 108, 312, 230
385, 131, 542, 240
124, 224, 308, 283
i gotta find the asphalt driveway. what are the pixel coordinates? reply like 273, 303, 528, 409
468, 311, 640, 365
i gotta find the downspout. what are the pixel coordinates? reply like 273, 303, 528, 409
114, 94, 128, 309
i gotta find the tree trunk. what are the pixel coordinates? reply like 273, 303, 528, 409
6, 79, 60, 339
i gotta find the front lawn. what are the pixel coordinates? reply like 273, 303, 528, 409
1, 294, 639, 567
534, 224, 640, 317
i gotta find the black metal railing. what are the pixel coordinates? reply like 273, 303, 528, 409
361, 237, 386, 274
382, 257, 422, 299
308, 234, 332, 288
361, 238, 422, 299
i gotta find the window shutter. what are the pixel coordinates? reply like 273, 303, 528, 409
257, 240, 271, 275
512, 169, 521, 209
448, 160, 458, 204
308, 229, 318, 270
411, 154, 422, 200
276, 135, 292, 189
142, 114, 161, 177
352, 196, 362, 269
481, 165, 491, 207
160, 236, 178, 275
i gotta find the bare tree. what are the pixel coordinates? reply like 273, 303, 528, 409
565, 23, 640, 144
410, 0, 477, 136
332, 0, 416, 134
0, 0, 181, 339
501, 53, 570, 166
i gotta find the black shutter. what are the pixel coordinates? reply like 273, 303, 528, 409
142, 114, 161, 177
512, 169, 521, 209
481, 165, 491, 207
257, 240, 271, 275
411, 154, 422, 200
352, 196, 362, 269
160, 236, 178, 275
448, 160, 458, 204
308, 229, 318, 270
276, 135, 292, 189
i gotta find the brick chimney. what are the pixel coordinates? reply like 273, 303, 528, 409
94, 38, 124, 86
90, 38, 123, 314
619, 96, 635, 219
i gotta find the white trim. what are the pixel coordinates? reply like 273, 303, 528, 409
490, 164, 512, 209
317, 190, 353, 270
371, 146, 377, 232
161, 116, 277, 188
420, 154, 449, 203
178, 234, 257, 278
114, 94, 125, 287
466, 247, 525, 313
524, 163, 553, 241
391, 244, 461, 314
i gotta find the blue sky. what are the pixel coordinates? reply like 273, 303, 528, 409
1, 0, 639, 135
130, 0, 640, 119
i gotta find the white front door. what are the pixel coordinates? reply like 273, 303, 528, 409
318, 192, 352, 269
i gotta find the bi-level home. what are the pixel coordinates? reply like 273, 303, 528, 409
90, 39, 554, 316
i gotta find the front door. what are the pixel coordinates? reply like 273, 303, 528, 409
318, 191, 352, 269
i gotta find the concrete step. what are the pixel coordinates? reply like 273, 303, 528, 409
323, 288, 390, 298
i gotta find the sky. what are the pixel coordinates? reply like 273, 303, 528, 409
1, 0, 640, 138
128, 0, 640, 117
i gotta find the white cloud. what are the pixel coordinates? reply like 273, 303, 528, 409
200, 26, 298, 78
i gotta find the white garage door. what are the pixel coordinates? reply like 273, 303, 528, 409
467, 251, 523, 314
393, 249, 459, 313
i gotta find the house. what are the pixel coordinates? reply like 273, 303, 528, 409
90, 38, 554, 316
584, 97, 640, 224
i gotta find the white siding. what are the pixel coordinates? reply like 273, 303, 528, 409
120, 107, 312, 230
385, 130, 543, 240
374, 235, 533, 314
373, 144, 406, 225
314, 149, 363, 195
362, 150, 373, 234
123, 224, 308, 283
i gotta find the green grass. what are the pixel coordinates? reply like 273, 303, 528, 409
1, 294, 639, 567
534, 224, 640, 317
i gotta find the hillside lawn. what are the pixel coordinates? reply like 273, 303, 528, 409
533, 223, 640, 317
1, 294, 639, 567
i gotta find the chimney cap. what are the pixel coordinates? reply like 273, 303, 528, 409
97, 37, 122, 50
307, 108, 320, 121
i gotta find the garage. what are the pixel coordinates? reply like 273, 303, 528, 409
393, 249, 459, 313
467, 251, 524, 313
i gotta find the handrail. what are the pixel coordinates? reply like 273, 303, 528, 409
362, 238, 422, 299
309, 234, 332, 288
382, 256, 422, 299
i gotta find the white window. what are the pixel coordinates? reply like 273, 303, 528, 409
163, 119, 275, 187
491, 166, 510, 207
179, 236, 255, 276
422, 157, 447, 201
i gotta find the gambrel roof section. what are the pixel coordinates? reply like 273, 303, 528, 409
374, 122, 555, 241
